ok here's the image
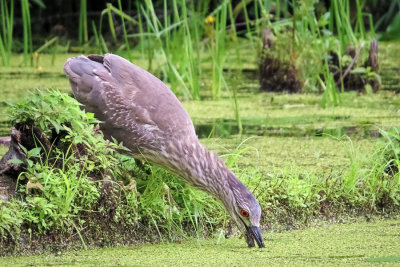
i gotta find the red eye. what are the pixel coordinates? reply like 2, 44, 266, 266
240, 209, 249, 217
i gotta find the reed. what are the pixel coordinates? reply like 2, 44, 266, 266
78, 0, 88, 45
0, 0, 13, 66
210, 1, 228, 99
118, 0, 132, 61
21, 0, 33, 66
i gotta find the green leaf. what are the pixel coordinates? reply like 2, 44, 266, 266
27, 159, 34, 168
350, 67, 367, 74
8, 158, 24, 164
86, 112, 95, 119
49, 119, 62, 134
28, 147, 42, 157
19, 144, 28, 154
39, 120, 46, 130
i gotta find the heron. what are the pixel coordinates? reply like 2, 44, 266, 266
63, 54, 265, 248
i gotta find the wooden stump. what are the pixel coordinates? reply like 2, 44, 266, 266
0, 128, 26, 203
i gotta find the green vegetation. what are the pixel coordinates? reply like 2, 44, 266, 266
1, 89, 400, 254
1, 219, 399, 266
0, 0, 399, 260
0, 91, 224, 252
1, 1, 397, 98
0, 0, 14, 66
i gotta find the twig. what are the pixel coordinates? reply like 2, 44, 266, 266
335, 41, 365, 86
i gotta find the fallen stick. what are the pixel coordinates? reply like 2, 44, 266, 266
335, 41, 365, 86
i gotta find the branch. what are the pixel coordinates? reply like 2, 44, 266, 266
335, 41, 365, 86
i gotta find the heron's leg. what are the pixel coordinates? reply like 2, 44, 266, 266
224, 223, 232, 239
246, 231, 255, 247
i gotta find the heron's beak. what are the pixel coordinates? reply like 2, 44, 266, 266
246, 225, 265, 248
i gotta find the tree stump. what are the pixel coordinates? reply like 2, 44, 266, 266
0, 128, 26, 203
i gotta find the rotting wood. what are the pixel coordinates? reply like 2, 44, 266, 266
0, 128, 26, 203
0, 136, 11, 146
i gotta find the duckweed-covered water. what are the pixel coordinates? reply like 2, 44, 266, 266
1, 42, 400, 138
1, 219, 399, 266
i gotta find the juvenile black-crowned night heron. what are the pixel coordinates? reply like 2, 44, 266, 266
63, 54, 265, 248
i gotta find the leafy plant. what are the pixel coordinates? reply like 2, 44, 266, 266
2, 90, 224, 242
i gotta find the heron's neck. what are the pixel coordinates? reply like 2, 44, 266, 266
163, 138, 238, 210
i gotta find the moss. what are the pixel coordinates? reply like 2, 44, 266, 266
184, 91, 400, 131
202, 135, 375, 174
1, 219, 399, 266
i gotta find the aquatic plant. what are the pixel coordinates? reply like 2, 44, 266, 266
21, 0, 33, 66
1, 90, 400, 253
78, 0, 88, 46
0, 0, 14, 66
0, 90, 224, 243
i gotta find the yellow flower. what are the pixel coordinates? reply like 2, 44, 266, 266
205, 16, 215, 24
33, 52, 39, 59
38, 66, 43, 72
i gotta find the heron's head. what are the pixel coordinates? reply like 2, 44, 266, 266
225, 173, 265, 248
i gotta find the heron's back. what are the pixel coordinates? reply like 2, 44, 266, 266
63, 54, 197, 154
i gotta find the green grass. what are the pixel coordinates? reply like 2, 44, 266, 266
1, 218, 399, 266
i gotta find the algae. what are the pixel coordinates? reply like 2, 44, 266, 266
1, 219, 399, 266
202, 135, 375, 174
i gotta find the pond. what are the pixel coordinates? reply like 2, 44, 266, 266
1, 219, 399, 266
0, 42, 400, 260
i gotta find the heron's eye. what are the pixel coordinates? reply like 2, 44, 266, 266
240, 209, 249, 217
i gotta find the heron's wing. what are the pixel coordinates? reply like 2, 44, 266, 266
63, 54, 196, 142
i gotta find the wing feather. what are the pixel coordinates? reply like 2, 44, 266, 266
63, 54, 197, 152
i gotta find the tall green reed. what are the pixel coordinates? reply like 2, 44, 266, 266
127, 0, 202, 100
33, 36, 59, 67
118, 0, 132, 61
78, 0, 88, 45
0, 0, 13, 66
97, 2, 137, 54
210, 1, 228, 99
21, 0, 33, 66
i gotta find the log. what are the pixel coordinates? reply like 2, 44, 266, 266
368, 40, 379, 72
0, 127, 28, 203
0, 136, 10, 146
